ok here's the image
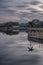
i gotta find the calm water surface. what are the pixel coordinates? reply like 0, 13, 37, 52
0, 32, 43, 65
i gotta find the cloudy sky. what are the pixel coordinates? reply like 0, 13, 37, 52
0, 0, 43, 23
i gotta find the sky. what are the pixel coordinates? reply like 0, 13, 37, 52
0, 0, 43, 23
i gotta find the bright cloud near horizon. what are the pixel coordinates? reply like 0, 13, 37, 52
0, 0, 43, 23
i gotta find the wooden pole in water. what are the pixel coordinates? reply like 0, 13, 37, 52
30, 30, 32, 47
39, 31, 41, 48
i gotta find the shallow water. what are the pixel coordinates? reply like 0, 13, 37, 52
0, 32, 43, 65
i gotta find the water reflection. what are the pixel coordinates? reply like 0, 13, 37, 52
0, 32, 43, 65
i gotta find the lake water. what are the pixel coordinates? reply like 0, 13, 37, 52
0, 32, 43, 65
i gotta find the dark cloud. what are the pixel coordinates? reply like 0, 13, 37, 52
27, 8, 39, 13
0, 0, 17, 16
23, 1, 41, 5
39, 5, 43, 9
31, 10, 39, 13
0, 0, 12, 3
23, 2, 30, 4
30, 1, 41, 5
17, 12, 29, 18
4, 9, 16, 16
16, 4, 27, 9
0, 8, 16, 16
0, 1, 8, 9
